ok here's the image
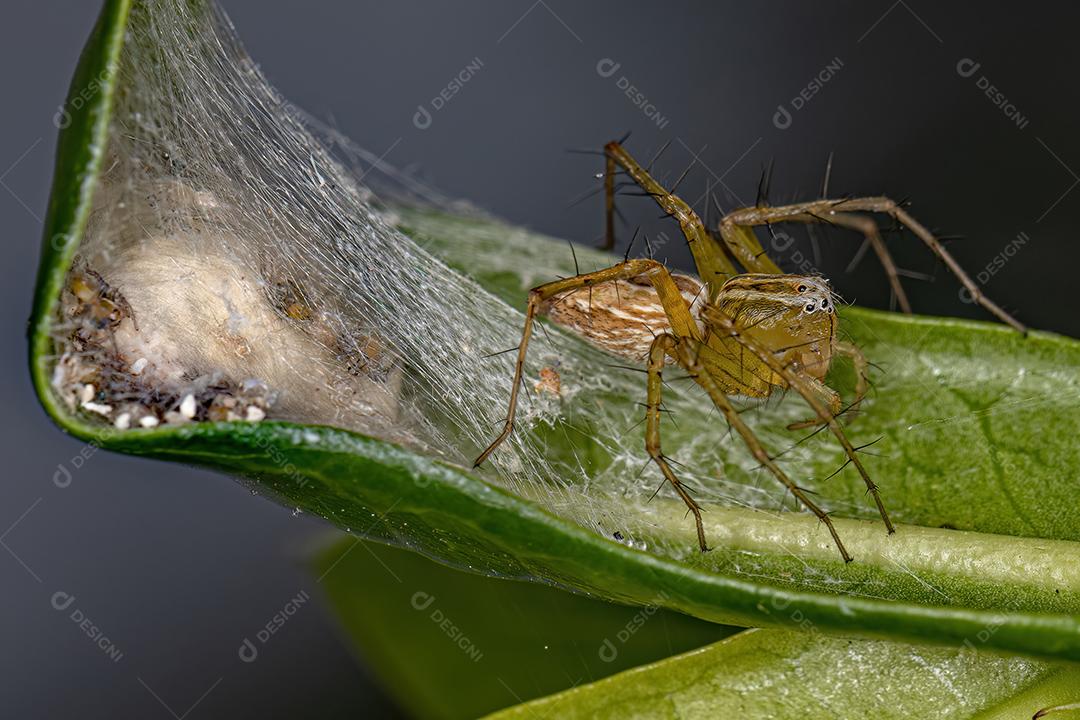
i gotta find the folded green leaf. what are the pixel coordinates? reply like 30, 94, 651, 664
30, 0, 1080, 665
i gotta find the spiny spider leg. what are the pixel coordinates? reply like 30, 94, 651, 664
473, 258, 700, 468
602, 138, 1022, 332
659, 333, 854, 562
603, 141, 738, 292
721, 198, 1027, 333
784, 339, 871, 430
835, 340, 870, 416
645, 334, 707, 552
809, 213, 911, 314
712, 206, 912, 311
701, 304, 895, 535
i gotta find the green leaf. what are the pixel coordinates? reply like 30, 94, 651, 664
484, 627, 1080, 720
313, 536, 735, 720
31, 0, 1080, 664
315, 534, 1078, 719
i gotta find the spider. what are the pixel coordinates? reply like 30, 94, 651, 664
475, 139, 1026, 562
68, 265, 138, 333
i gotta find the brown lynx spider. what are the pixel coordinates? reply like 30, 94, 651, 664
475, 139, 1025, 562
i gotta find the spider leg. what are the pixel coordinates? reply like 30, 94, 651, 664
785, 375, 843, 431
702, 304, 895, 536
604, 140, 739, 294
784, 341, 870, 430
716, 218, 783, 275
835, 340, 870, 416
646, 334, 707, 552
671, 335, 853, 562
474, 257, 700, 467
472, 297, 539, 468
721, 206, 910, 311
722, 197, 1026, 333
824, 213, 910, 314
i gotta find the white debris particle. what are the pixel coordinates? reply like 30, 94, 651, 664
114, 412, 132, 430
139, 416, 160, 429
130, 357, 148, 375
245, 405, 266, 422
82, 401, 113, 416
80, 384, 96, 404
179, 393, 197, 419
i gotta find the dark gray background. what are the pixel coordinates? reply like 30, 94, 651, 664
3, 2, 1079, 718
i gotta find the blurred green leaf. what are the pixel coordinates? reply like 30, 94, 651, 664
313, 536, 734, 719
485, 628, 1080, 720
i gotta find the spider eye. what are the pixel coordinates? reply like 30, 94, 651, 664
797, 284, 808, 293
821, 298, 829, 308
805, 303, 816, 312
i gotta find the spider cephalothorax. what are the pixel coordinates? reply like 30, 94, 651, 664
708, 273, 838, 391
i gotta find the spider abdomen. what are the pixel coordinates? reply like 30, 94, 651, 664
540, 273, 705, 362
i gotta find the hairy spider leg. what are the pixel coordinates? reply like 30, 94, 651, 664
654, 333, 854, 562
602, 139, 1024, 332
701, 304, 895, 535
473, 258, 700, 468
603, 141, 739, 297
721, 198, 1027, 333
785, 340, 871, 431
645, 334, 707, 552
721, 210, 912, 314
